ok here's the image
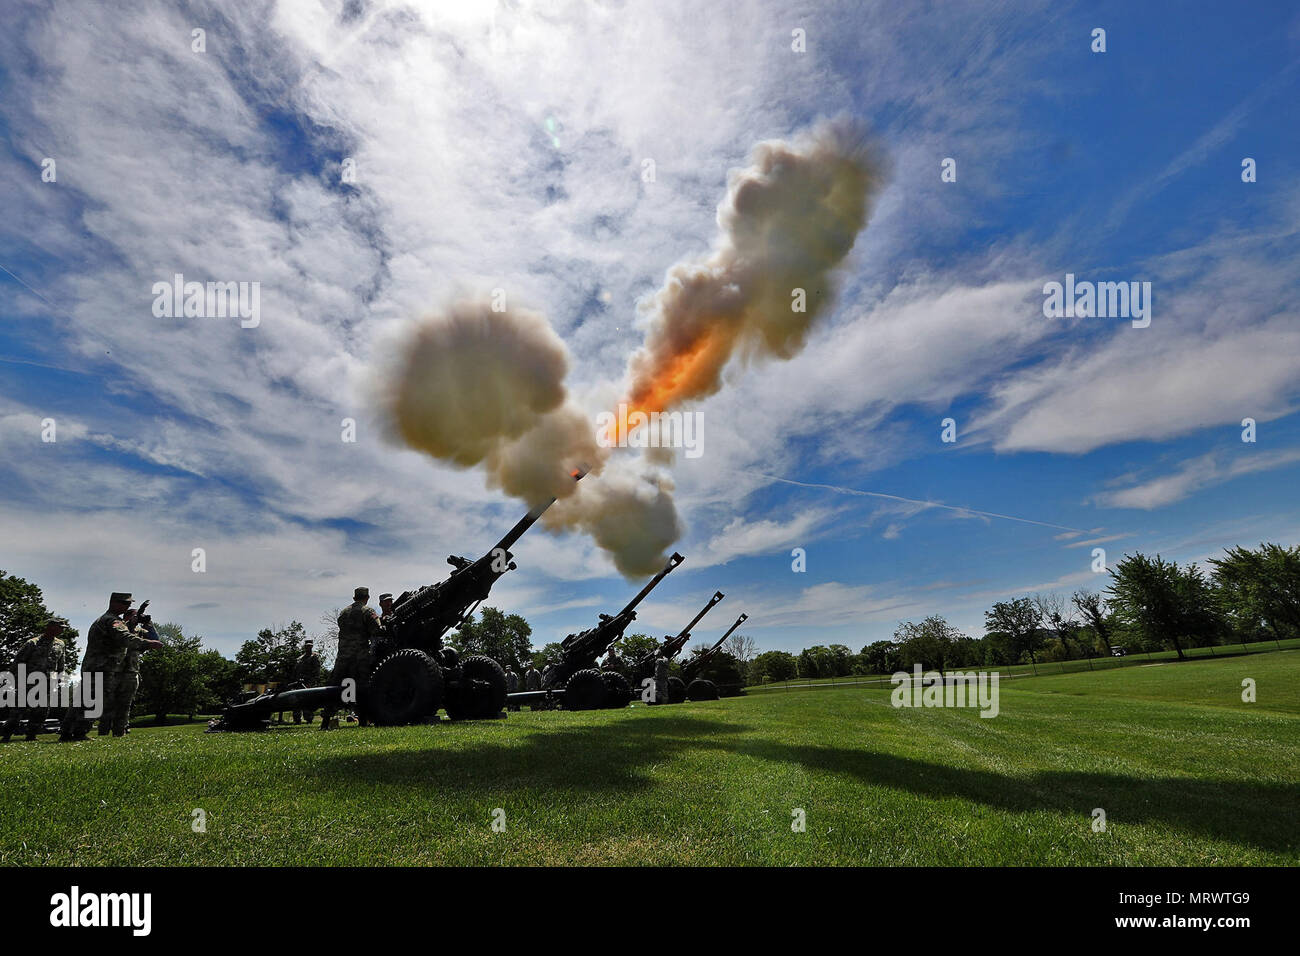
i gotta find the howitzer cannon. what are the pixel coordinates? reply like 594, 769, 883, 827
679, 613, 747, 701
629, 590, 724, 704
211, 477, 582, 732
510, 551, 685, 711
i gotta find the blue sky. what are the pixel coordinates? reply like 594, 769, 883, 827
2, 0, 1299, 659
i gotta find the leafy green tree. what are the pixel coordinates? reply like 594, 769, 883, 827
533, 642, 563, 669
984, 598, 1044, 665
455, 607, 532, 671
137, 623, 208, 724
197, 649, 241, 710
1107, 553, 1224, 660
1072, 590, 1114, 655
1209, 543, 1300, 641
1, 569, 80, 669
235, 621, 307, 685
685, 648, 744, 693
895, 616, 965, 673
827, 644, 854, 676
612, 632, 661, 669
750, 650, 797, 682
861, 640, 901, 674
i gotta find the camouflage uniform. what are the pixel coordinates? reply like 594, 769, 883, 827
291, 645, 322, 724
2, 632, 67, 741
524, 666, 541, 691
321, 598, 382, 729
654, 656, 670, 705
60, 611, 132, 740
107, 628, 152, 736
505, 669, 520, 711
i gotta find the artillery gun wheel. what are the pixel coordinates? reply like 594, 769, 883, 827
563, 669, 607, 711
446, 655, 507, 720
686, 678, 719, 701
599, 671, 632, 709
667, 676, 687, 704
366, 649, 444, 725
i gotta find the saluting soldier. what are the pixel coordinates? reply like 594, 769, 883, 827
292, 640, 322, 724
60, 592, 135, 741
107, 609, 162, 737
2, 616, 69, 742
321, 587, 382, 731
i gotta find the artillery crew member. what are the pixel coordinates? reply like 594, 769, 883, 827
322, 587, 382, 731
524, 662, 541, 691
654, 655, 670, 705
60, 592, 136, 742
378, 592, 394, 621
505, 667, 520, 711
107, 609, 162, 736
292, 640, 322, 724
2, 617, 68, 742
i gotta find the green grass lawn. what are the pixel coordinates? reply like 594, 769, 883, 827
3, 650, 1297, 866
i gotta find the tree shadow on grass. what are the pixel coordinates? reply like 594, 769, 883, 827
305, 715, 1298, 854
308, 714, 751, 797
744, 742, 1299, 855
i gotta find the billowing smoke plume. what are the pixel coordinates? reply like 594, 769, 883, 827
623, 122, 885, 418
377, 301, 681, 575
377, 122, 882, 578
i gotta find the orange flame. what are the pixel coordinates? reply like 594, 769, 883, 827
607, 331, 723, 445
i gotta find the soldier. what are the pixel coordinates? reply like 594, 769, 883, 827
378, 592, 394, 621
524, 662, 541, 691
321, 587, 382, 731
602, 648, 623, 672
505, 667, 520, 711
59, 592, 135, 741
292, 640, 322, 724
654, 655, 670, 705
106, 608, 162, 736
2, 616, 69, 742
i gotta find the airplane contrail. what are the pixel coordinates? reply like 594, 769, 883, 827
752, 472, 1094, 534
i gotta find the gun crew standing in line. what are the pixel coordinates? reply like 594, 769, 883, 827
57, 592, 162, 742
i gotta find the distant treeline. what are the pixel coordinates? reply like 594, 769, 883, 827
5, 542, 1296, 713
747, 543, 1300, 682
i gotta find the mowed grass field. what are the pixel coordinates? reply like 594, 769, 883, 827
2, 651, 1297, 866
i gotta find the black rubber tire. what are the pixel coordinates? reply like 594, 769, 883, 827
563, 669, 607, 711
686, 678, 719, 701
365, 649, 444, 725
446, 655, 507, 720
667, 676, 687, 704
599, 671, 632, 709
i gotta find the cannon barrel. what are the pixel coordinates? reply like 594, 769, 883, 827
682, 612, 747, 682
487, 467, 588, 556
643, 590, 724, 668
209, 684, 345, 731
673, 590, 724, 643
702, 613, 748, 659
617, 551, 685, 618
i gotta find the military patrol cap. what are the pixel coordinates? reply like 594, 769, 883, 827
45, 615, 70, 628
303, 639, 314, 647
110, 592, 133, 604
379, 593, 393, 602
354, 586, 370, 600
